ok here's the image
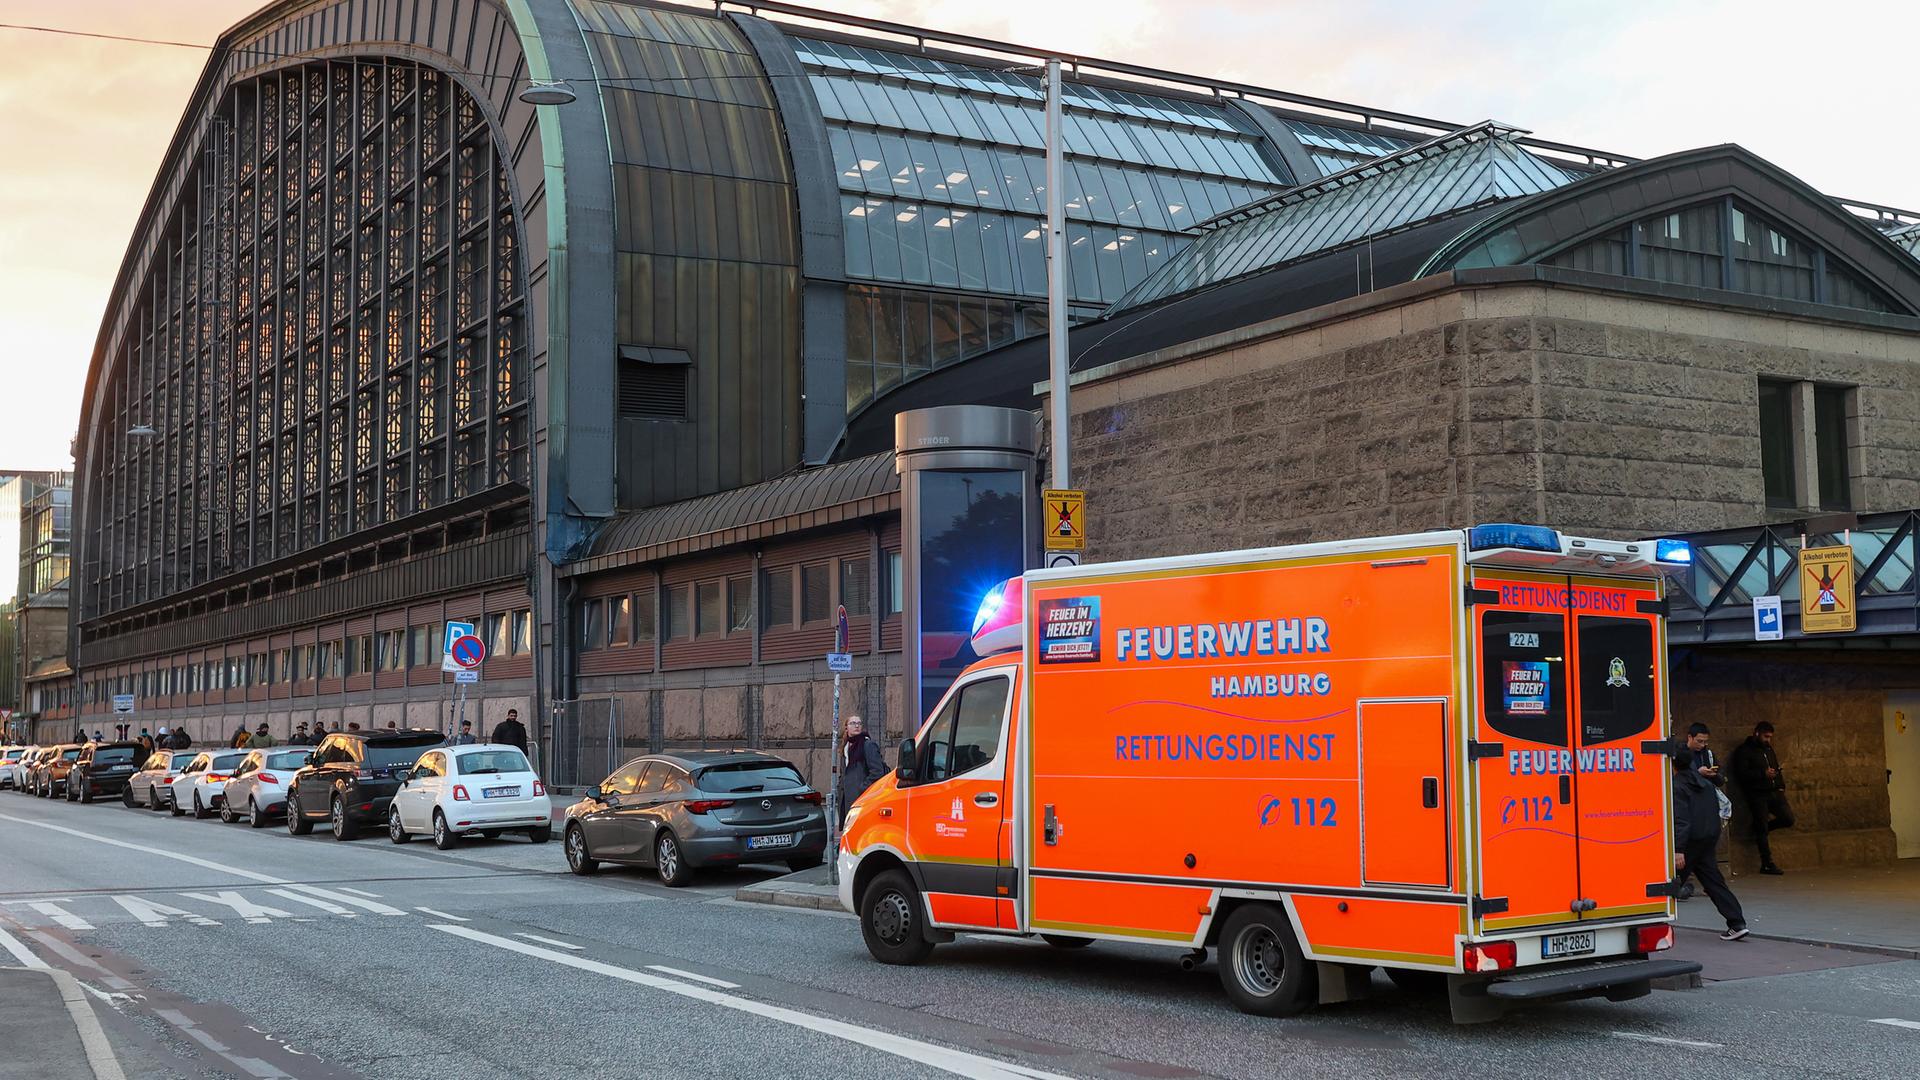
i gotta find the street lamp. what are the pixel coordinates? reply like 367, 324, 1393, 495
518, 80, 577, 106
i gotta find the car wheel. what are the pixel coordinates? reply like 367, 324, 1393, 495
859, 868, 935, 965
286, 790, 313, 835
169, 789, 185, 816
79, 779, 94, 804
564, 825, 598, 875
65, 780, 77, 802
1041, 935, 1095, 949
528, 825, 552, 844
121, 784, 134, 808
1217, 903, 1316, 1017
193, 792, 212, 820
249, 798, 268, 830
330, 794, 359, 841
220, 796, 237, 824
389, 808, 413, 844
655, 831, 692, 887
148, 785, 164, 811
432, 811, 458, 850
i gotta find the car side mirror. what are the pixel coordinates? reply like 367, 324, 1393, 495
588, 783, 608, 802
895, 738, 916, 784
304, 752, 317, 767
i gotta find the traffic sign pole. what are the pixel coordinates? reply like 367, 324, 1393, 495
827, 605, 850, 885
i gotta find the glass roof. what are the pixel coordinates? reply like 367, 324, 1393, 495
1887, 222, 1920, 259
1110, 123, 1577, 311
1285, 120, 1416, 178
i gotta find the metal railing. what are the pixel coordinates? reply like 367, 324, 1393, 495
546, 695, 620, 789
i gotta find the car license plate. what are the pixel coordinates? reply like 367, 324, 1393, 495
483, 786, 521, 799
746, 833, 794, 850
1541, 930, 1596, 959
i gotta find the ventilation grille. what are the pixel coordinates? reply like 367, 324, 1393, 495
618, 348, 690, 420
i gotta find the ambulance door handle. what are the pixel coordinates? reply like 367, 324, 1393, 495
1421, 777, 1438, 808
1558, 775, 1572, 805
1043, 804, 1059, 846
974, 792, 999, 807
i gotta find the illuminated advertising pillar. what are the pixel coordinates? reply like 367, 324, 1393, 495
895, 406, 1037, 724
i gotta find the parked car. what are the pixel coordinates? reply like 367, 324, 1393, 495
168, 750, 250, 818
32, 745, 83, 798
0, 746, 30, 790
219, 747, 311, 827
562, 751, 825, 885
287, 729, 444, 840
125, 750, 191, 810
388, 744, 551, 850
65, 742, 144, 803
17, 747, 54, 794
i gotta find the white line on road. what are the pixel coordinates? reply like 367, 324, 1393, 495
1870, 1018, 1920, 1031
181, 891, 295, 923
27, 901, 94, 931
434, 925, 1077, 1080
1610, 1031, 1724, 1048
263, 889, 356, 917
646, 964, 740, 989
513, 933, 582, 950
0, 925, 48, 968
335, 887, 383, 898
0, 814, 291, 884
416, 907, 468, 922
50, 968, 128, 1080
282, 884, 407, 916
113, 896, 220, 928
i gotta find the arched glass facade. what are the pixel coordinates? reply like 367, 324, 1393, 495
82, 57, 529, 623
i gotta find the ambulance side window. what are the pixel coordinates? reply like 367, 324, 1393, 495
1480, 610, 1567, 746
1575, 616, 1656, 745
915, 675, 1010, 784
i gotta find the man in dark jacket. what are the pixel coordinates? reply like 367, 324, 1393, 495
1730, 721, 1793, 875
1674, 723, 1748, 940
166, 727, 192, 751
837, 715, 887, 811
490, 709, 528, 753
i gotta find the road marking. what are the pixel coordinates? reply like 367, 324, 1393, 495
1870, 1018, 1920, 1031
0, 925, 48, 967
23, 932, 135, 991
113, 896, 220, 928
434, 925, 1077, 1080
0, 814, 291, 884
181, 891, 295, 923
1610, 1031, 1724, 1048
50, 968, 128, 1080
336, 887, 383, 898
513, 932, 582, 950
264, 889, 357, 917
283, 884, 407, 916
646, 964, 740, 989
416, 906, 468, 922
26, 901, 94, 931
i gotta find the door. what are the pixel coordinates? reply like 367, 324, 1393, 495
579, 760, 643, 857
1886, 693, 1920, 859
1359, 699, 1451, 888
1567, 593, 1670, 920
904, 669, 1016, 929
395, 752, 435, 830
228, 753, 259, 811
631, 765, 689, 864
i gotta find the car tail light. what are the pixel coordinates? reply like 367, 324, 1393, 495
1633, 924, 1674, 953
796, 791, 824, 805
1462, 941, 1517, 973
206, 774, 229, 783
452, 784, 470, 801
357, 769, 375, 779
257, 772, 279, 784
532, 780, 545, 796
684, 799, 735, 814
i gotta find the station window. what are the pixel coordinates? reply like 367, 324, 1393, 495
727, 575, 754, 635
1814, 385, 1852, 510
1757, 378, 1796, 509
582, 598, 606, 649
510, 609, 531, 655
1757, 378, 1854, 511
609, 595, 632, 646
631, 590, 656, 644
408, 625, 433, 667
801, 563, 831, 624
840, 557, 871, 617
666, 585, 690, 641
885, 550, 903, 616
695, 581, 724, 637
763, 567, 794, 630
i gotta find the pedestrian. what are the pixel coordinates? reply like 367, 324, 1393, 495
136, 732, 155, 758
251, 722, 277, 748
312, 720, 327, 738
346, 721, 361, 732
385, 720, 398, 730
167, 726, 191, 750
73, 727, 86, 743
289, 721, 310, 746
453, 720, 478, 745
837, 714, 887, 811
490, 708, 527, 753
1731, 721, 1794, 875
1674, 723, 1749, 941
231, 724, 251, 749
92, 730, 104, 743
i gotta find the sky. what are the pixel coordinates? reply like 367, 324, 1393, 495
1, 0, 1913, 471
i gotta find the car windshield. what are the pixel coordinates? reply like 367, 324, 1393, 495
456, 750, 529, 776
694, 761, 804, 793
266, 751, 308, 770
94, 747, 139, 764
209, 754, 246, 771
366, 740, 441, 768
60, 749, 81, 761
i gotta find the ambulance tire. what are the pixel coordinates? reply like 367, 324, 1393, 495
1217, 904, 1315, 1017
860, 869, 935, 966
1040, 935, 1094, 949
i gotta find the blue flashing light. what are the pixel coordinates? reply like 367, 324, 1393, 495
970, 583, 1006, 636
1654, 539, 1693, 565
1468, 523, 1563, 553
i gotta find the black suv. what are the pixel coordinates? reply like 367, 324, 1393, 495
287, 729, 444, 841
65, 742, 145, 803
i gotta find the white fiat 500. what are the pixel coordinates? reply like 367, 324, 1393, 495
219, 747, 311, 827
388, 744, 550, 850
169, 750, 250, 818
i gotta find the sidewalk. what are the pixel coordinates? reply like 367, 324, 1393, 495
1674, 858, 1920, 958
734, 863, 843, 911
0, 966, 126, 1080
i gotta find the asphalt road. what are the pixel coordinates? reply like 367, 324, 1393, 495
2, 790, 1917, 1080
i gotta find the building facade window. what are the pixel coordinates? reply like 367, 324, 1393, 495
763, 567, 794, 629
727, 575, 754, 634
1757, 378, 1854, 512
840, 557, 871, 617
582, 598, 606, 649
665, 585, 690, 641
609, 595, 631, 646
1814, 385, 1852, 511
800, 563, 831, 624
695, 581, 724, 636
1758, 378, 1796, 509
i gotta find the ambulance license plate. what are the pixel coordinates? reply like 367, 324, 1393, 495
747, 833, 793, 850
1541, 931, 1596, 959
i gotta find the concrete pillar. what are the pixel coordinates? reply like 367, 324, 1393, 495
1789, 380, 1818, 511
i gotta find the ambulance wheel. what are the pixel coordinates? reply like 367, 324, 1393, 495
860, 869, 934, 966
1041, 935, 1094, 949
1218, 904, 1315, 1017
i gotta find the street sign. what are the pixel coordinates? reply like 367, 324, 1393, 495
449, 633, 487, 670
112, 694, 136, 714
453, 669, 479, 684
1799, 544, 1856, 634
835, 604, 850, 653
826, 652, 853, 673
1753, 595, 1783, 641
441, 620, 477, 672
1043, 488, 1086, 552
1046, 551, 1081, 569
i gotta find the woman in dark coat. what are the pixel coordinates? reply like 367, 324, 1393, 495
838, 715, 888, 810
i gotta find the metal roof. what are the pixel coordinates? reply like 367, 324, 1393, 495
572, 452, 899, 573
1888, 222, 1920, 260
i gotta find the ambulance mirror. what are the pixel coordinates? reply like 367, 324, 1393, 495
895, 738, 916, 783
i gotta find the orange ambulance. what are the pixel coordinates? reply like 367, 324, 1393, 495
838, 525, 1703, 1022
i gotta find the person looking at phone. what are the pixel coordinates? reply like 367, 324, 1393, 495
1674, 722, 1748, 941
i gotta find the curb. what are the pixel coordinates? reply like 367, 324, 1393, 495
733, 885, 843, 912
1677, 924, 1918, 961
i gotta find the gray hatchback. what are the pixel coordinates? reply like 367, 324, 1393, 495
562, 751, 826, 886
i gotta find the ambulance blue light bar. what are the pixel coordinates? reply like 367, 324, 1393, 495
1467, 524, 1563, 553
1654, 539, 1693, 565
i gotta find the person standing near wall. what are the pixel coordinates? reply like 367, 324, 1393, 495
1731, 721, 1794, 875
838, 715, 887, 811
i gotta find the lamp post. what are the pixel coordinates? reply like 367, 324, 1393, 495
1043, 58, 1071, 505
